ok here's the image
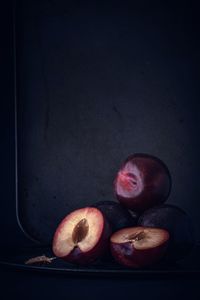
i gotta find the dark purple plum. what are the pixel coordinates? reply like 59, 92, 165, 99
138, 204, 195, 261
93, 200, 139, 232
114, 153, 171, 212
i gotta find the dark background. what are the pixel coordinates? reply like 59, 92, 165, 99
1, 0, 200, 299
17, 0, 200, 244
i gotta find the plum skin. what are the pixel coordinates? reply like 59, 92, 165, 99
92, 200, 139, 232
53, 213, 112, 265
114, 153, 172, 212
110, 238, 169, 268
138, 204, 195, 260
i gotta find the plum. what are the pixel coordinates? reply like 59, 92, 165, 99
114, 153, 171, 212
138, 204, 195, 260
52, 207, 112, 265
110, 226, 169, 268
93, 200, 139, 232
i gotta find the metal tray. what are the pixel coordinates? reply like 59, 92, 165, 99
1, 245, 200, 277
4, 0, 199, 276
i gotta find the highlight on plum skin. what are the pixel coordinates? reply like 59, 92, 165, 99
117, 171, 136, 192
52, 207, 112, 265
114, 153, 172, 212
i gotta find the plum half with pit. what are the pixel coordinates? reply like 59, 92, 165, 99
52, 207, 111, 265
138, 204, 195, 260
110, 226, 169, 268
114, 153, 171, 212
93, 200, 139, 232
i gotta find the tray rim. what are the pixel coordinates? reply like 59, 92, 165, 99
13, 2, 43, 244
1, 244, 200, 277
1, 261, 200, 278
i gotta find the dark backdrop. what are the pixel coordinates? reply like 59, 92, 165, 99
16, 0, 200, 244
1, 1, 200, 299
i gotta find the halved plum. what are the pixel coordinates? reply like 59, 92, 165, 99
52, 207, 111, 265
110, 226, 169, 268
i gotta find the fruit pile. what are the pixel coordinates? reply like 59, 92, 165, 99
52, 154, 195, 268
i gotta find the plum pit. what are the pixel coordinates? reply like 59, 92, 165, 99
128, 231, 145, 242
72, 218, 89, 245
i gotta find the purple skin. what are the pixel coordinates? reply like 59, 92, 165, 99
93, 201, 139, 232
138, 204, 195, 260
114, 154, 171, 212
62, 216, 112, 265
110, 239, 169, 268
